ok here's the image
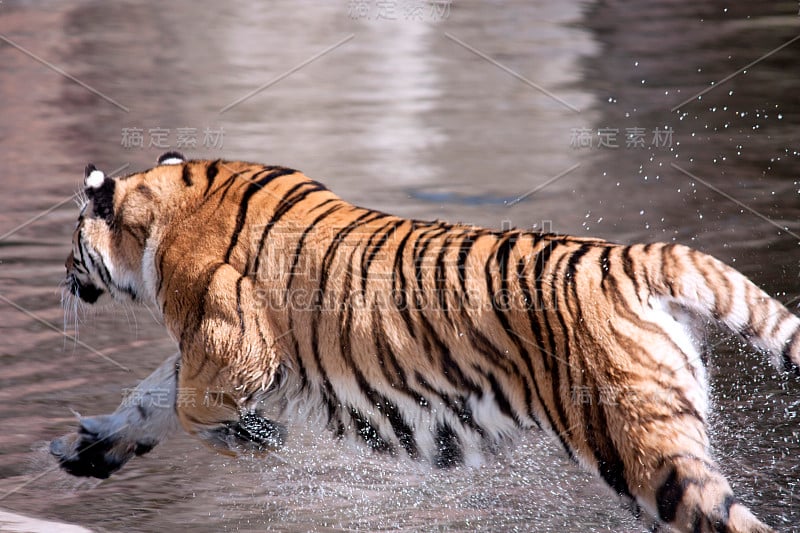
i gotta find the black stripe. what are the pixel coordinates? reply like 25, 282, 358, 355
251, 181, 328, 274
360, 219, 404, 295
356, 218, 393, 294
90, 250, 114, 289
782, 334, 799, 373
391, 222, 418, 338
456, 231, 479, 296
214, 169, 251, 207
403, 248, 485, 396
486, 372, 519, 424
224, 168, 299, 263
565, 243, 592, 283
337, 257, 395, 456
532, 238, 560, 364
181, 164, 193, 186
415, 375, 486, 437
656, 466, 684, 523
373, 302, 431, 411
318, 211, 388, 294
599, 246, 612, 287
588, 401, 633, 499
485, 232, 516, 323
350, 407, 393, 453
235, 275, 246, 340
308, 211, 385, 425
515, 255, 548, 431
436, 330, 482, 394
434, 423, 463, 468
718, 495, 735, 531
434, 234, 454, 316
326, 401, 345, 438
204, 160, 220, 196
458, 310, 514, 372
414, 226, 448, 294
374, 393, 417, 459
481, 232, 536, 419
339, 250, 357, 371
659, 244, 678, 297
621, 246, 641, 297
495, 232, 518, 298
348, 312, 419, 459
76, 229, 91, 272
285, 200, 342, 296
603, 263, 701, 378
308, 322, 344, 433
541, 251, 579, 455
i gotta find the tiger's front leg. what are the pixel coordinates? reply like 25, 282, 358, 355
172, 265, 287, 458
50, 353, 180, 478
175, 351, 288, 458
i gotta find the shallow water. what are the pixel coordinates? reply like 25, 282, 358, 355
1, 1, 799, 531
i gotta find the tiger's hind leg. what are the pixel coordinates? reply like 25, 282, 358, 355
647, 452, 773, 533
607, 391, 774, 533
50, 353, 180, 478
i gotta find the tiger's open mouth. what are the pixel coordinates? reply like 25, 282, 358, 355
66, 273, 105, 304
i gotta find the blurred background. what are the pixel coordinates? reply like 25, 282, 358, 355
1, 0, 799, 531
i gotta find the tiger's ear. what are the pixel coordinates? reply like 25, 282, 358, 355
83, 163, 116, 223
157, 151, 186, 165
84, 163, 106, 189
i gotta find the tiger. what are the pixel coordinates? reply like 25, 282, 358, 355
49, 151, 800, 533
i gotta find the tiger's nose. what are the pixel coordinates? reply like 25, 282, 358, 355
65, 252, 74, 270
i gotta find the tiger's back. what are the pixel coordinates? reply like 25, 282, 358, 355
52, 153, 800, 533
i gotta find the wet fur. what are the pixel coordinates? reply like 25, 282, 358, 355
51, 154, 800, 533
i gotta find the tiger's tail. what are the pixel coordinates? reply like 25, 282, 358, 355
644, 243, 800, 373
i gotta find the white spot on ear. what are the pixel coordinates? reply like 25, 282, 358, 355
85, 170, 106, 189
157, 151, 186, 165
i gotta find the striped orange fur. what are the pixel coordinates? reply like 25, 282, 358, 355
51, 152, 799, 533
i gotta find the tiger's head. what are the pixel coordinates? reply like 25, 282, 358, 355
65, 151, 187, 307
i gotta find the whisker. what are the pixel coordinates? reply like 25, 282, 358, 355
73, 188, 88, 209
144, 303, 163, 325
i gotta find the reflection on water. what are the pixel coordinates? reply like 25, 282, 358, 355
1, 0, 799, 531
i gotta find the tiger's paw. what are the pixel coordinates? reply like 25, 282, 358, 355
49, 415, 155, 479
200, 412, 287, 456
